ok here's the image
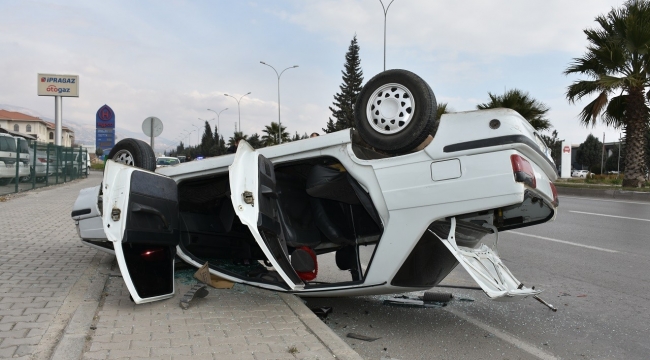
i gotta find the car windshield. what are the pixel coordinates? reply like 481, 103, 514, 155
157, 158, 179, 166
0, 136, 17, 152
18, 139, 29, 154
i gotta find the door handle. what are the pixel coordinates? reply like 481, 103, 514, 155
131, 203, 169, 229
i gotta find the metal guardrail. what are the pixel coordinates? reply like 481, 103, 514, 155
0, 139, 88, 196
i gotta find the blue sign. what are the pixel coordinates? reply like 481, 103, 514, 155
96, 104, 115, 129
95, 104, 115, 153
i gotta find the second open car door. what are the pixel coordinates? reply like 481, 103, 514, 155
229, 141, 304, 290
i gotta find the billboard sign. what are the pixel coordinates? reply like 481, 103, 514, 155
37, 73, 79, 97
95, 105, 116, 154
96, 105, 115, 129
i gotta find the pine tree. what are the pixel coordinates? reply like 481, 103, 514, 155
324, 35, 364, 133
200, 121, 215, 156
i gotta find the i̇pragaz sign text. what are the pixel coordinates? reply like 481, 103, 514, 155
37, 73, 79, 97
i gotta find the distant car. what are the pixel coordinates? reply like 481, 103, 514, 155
71, 69, 559, 305
156, 156, 180, 168
607, 171, 619, 175
177, 155, 187, 163
28, 148, 57, 181
572, 170, 589, 178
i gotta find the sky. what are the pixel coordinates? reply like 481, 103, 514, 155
0, 0, 629, 151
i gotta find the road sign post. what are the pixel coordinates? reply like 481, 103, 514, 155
142, 117, 163, 153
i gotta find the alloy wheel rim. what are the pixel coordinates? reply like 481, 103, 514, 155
112, 150, 135, 166
366, 83, 415, 135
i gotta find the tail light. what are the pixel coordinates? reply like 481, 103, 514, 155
510, 154, 536, 188
37, 157, 53, 163
549, 182, 559, 206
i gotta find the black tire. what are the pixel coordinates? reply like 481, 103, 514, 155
354, 69, 437, 154
107, 138, 156, 171
0, 178, 11, 186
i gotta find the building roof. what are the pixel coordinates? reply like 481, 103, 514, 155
0, 109, 73, 132
0, 109, 41, 121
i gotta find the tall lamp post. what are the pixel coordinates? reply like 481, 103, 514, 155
260, 61, 298, 144
192, 124, 201, 146
187, 129, 195, 147
379, 0, 395, 71
207, 108, 228, 155
224, 93, 251, 134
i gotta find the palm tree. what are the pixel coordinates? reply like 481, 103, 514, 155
565, 0, 650, 187
228, 131, 247, 147
477, 89, 552, 131
261, 122, 290, 146
431, 102, 450, 136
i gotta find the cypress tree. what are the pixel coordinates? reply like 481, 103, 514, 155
324, 35, 364, 133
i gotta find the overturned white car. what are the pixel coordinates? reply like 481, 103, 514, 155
71, 70, 558, 304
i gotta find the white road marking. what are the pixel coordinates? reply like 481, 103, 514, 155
561, 196, 650, 205
569, 210, 650, 223
444, 307, 558, 360
508, 231, 618, 253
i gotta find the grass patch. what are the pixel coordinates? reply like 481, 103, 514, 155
554, 181, 650, 192
90, 163, 105, 170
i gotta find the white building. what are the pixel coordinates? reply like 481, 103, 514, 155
0, 109, 75, 146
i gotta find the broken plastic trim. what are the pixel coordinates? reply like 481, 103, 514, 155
430, 217, 540, 301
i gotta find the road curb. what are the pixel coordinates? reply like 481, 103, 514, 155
278, 293, 363, 360
556, 186, 650, 202
47, 253, 113, 360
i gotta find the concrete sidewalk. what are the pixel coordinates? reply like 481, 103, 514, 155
0, 172, 362, 360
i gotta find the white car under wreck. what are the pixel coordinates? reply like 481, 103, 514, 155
71, 70, 558, 304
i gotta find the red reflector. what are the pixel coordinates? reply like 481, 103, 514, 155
510, 154, 536, 188
140, 248, 165, 261
549, 182, 559, 206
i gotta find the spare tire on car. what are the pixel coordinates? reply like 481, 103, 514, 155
354, 69, 437, 154
107, 138, 156, 172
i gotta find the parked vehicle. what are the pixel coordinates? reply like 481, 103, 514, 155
572, 169, 590, 178
60, 150, 89, 177
15, 137, 30, 182
0, 134, 31, 185
156, 156, 180, 168
0, 133, 17, 185
72, 70, 558, 305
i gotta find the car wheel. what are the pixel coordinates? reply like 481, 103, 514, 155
354, 69, 437, 154
107, 138, 156, 171
0, 178, 11, 186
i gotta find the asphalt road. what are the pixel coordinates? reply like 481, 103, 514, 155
306, 196, 650, 360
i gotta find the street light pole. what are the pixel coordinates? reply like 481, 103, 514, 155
208, 108, 228, 151
224, 93, 251, 134
192, 124, 201, 146
379, 0, 395, 71
260, 61, 298, 144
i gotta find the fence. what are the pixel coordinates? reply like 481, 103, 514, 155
0, 139, 88, 196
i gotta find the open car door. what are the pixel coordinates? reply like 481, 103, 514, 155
229, 141, 304, 290
102, 160, 179, 304
431, 218, 541, 301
